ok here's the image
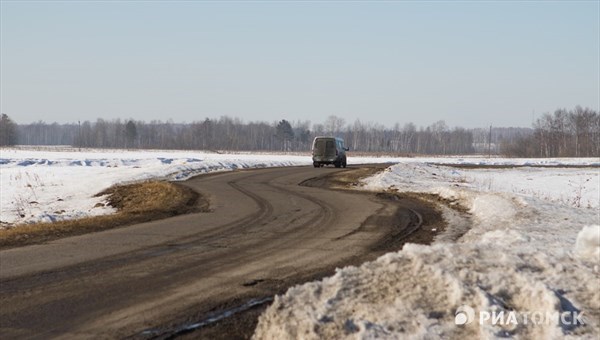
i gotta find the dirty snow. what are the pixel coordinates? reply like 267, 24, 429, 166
254, 162, 600, 339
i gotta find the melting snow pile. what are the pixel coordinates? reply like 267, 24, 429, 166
255, 163, 600, 339
576, 225, 600, 263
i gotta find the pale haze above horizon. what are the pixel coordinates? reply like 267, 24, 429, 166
1, 1, 598, 129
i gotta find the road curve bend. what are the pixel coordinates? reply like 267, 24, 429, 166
0, 166, 434, 339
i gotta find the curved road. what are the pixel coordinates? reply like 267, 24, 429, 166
0, 166, 433, 339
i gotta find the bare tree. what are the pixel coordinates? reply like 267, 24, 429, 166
324, 115, 346, 135
502, 106, 598, 157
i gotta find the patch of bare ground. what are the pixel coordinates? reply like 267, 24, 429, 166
389, 191, 471, 214
371, 192, 447, 249
299, 163, 393, 189
0, 181, 207, 249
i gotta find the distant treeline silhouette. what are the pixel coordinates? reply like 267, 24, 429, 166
9, 116, 481, 155
2, 107, 598, 157
501, 106, 599, 157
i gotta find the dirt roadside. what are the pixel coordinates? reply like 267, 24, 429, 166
0, 181, 208, 249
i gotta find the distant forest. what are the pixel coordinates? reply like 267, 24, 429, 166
1, 106, 598, 157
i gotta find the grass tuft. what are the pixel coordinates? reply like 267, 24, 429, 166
0, 181, 207, 249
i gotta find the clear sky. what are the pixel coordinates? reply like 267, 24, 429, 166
1, 0, 598, 128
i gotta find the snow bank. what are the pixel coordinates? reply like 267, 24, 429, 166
255, 163, 600, 339
575, 225, 600, 263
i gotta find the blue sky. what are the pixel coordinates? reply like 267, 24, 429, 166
1, 0, 598, 128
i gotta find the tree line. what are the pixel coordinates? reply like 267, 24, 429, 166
5, 116, 478, 154
502, 106, 599, 157
1, 106, 597, 157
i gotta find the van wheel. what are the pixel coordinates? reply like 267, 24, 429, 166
313, 162, 320, 168
334, 161, 341, 168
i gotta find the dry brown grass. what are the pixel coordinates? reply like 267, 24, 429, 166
0, 181, 207, 249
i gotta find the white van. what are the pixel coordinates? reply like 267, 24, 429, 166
311, 137, 348, 168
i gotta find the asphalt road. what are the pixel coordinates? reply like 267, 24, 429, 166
0, 166, 436, 339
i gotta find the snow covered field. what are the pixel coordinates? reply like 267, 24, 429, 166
0, 146, 399, 226
255, 162, 600, 339
1, 147, 597, 228
364, 161, 600, 209
0, 147, 309, 226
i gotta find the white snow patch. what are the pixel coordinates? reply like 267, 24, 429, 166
362, 162, 599, 210
575, 225, 600, 263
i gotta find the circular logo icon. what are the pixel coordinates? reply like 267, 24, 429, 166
455, 305, 475, 325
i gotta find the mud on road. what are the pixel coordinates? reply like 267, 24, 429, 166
0, 165, 446, 340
